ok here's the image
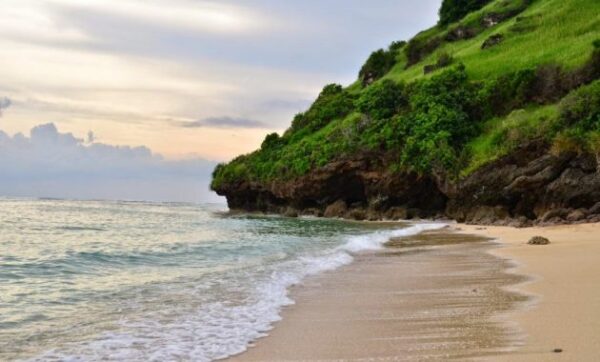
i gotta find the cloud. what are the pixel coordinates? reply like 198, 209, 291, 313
177, 116, 268, 129
0, 123, 223, 203
0, 0, 441, 160
0, 97, 11, 115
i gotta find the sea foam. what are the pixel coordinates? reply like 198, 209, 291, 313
29, 218, 446, 362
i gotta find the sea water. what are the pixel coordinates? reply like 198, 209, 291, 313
0, 198, 444, 361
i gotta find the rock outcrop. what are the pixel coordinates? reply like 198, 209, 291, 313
213, 141, 600, 225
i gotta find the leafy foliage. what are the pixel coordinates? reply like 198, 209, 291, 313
289, 84, 355, 134
359, 41, 406, 85
261, 132, 283, 150
212, 1, 600, 191
558, 80, 600, 132
439, 0, 493, 26
355, 80, 406, 120
400, 65, 481, 172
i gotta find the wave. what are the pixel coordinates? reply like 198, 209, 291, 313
31, 222, 447, 362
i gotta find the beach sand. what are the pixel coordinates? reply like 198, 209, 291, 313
229, 231, 529, 361
229, 222, 600, 361
458, 222, 600, 361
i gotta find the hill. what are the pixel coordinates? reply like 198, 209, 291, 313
211, 0, 600, 226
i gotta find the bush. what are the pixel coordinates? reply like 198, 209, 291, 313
437, 52, 454, 68
356, 80, 406, 120
358, 41, 406, 86
290, 84, 355, 133
400, 65, 481, 173
439, 0, 493, 26
359, 48, 397, 86
552, 128, 593, 155
423, 52, 454, 74
261, 133, 282, 150
558, 80, 600, 131
405, 36, 443, 66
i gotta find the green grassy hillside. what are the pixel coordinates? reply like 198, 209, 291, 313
212, 0, 599, 190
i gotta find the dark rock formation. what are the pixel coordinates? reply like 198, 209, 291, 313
214, 141, 600, 225
445, 26, 477, 42
324, 200, 347, 218
482, 34, 504, 49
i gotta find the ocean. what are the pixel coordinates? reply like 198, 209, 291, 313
0, 198, 445, 361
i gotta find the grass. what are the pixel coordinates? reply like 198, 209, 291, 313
462, 104, 559, 175
212, 0, 600, 190
383, 0, 598, 83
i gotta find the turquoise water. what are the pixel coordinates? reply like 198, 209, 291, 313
0, 198, 443, 361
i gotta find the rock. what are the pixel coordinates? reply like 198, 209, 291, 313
406, 208, 423, 220
509, 216, 530, 228
445, 26, 476, 41
566, 209, 587, 222
366, 208, 382, 221
324, 200, 347, 218
303, 208, 323, 217
481, 13, 502, 28
466, 205, 510, 224
385, 207, 408, 220
215, 141, 600, 227
528, 236, 550, 245
541, 208, 570, 222
283, 207, 298, 218
589, 202, 600, 215
345, 208, 367, 221
481, 33, 504, 49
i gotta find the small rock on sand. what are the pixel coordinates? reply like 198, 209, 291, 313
528, 236, 550, 245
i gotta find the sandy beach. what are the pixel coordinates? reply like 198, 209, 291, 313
229, 222, 600, 361
459, 222, 600, 361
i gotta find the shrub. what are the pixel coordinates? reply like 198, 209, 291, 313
356, 80, 406, 120
424, 52, 454, 74
552, 128, 591, 155
261, 133, 282, 150
437, 52, 454, 68
289, 84, 355, 133
405, 36, 443, 66
400, 65, 481, 173
476, 68, 537, 117
358, 41, 407, 86
439, 0, 493, 26
359, 47, 398, 86
558, 80, 600, 131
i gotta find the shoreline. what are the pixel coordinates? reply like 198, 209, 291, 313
227, 222, 600, 361
228, 226, 530, 361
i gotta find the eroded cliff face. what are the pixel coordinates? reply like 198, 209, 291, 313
213, 141, 600, 226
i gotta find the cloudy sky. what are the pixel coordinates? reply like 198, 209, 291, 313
0, 0, 440, 202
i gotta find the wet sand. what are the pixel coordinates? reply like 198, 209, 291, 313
229, 230, 529, 361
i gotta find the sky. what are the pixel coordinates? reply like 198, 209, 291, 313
0, 0, 440, 202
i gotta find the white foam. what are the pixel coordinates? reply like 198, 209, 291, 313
339, 223, 448, 253
31, 222, 446, 362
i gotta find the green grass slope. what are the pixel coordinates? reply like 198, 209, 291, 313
212, 0, 599, 191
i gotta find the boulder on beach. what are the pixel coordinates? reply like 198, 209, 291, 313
528, 236, 550, 245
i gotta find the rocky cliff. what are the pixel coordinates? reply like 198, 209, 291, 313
214, 140, 600, 226
211, 0, 600, 226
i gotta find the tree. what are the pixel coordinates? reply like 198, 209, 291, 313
439, 0, 492, 26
